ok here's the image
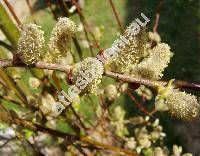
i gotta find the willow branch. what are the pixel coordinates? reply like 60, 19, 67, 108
0, 110, 138, 156
0, 59, 200, 91
0, 59, 71, 74
3, 0, 23, 29
0, 40, 14, 51
109, 0, 123, 33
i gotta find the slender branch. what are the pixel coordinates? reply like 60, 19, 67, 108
25, 0, 37, 23
0, 109, 138, 156
127, 91, 152, 117
71, 0, 102, 52
45, 0, 58, 19
109, 0, 123, 33
0, 59, 200, 91
0, 59, 71, 74
3, 0, 23, 29
0, 40, 14, 51
105, 71, 166, 90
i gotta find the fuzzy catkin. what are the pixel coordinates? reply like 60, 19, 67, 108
72, 57, 104, 93
108, 28, 147, 72
17, 23, 44, 65
166, 91, 199, 120
45, 17, 76, 63
132, 43, 171, 80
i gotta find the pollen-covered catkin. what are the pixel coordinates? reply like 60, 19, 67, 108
72, 57, 104, 93
107, 28, 147, 72
131, 43, 171, 80
17, 23, 44, 65
166, 91, 199, 120
45, 17, 76, 63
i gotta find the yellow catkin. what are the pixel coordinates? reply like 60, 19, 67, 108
132, 43, 171, 80
107, 28, 147, 72
17, 23, 44, 65
72, 57, 104, 93
45, 17, 76, 63
166, 91, 199, 120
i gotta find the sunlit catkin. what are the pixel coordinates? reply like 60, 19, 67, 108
45, 17, 76, 63
106, 27, 147, 72
166, 91, 199, 120
17, 23, 44, 65
132, 43, 171, 80
72, 57, 104, 93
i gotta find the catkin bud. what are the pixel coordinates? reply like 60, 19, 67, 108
132, 43, 171, 80
45, 17, 76, 63
166, 91, 200, 120
72, 57, 104, 93
107, 28, 147, 72
17, 23, 44, 65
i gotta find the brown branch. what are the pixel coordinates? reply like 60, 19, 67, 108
3, 0, 23, 29
71, 0, 94, 56
0, 59, 71, 74
127, 91, 152, 117
0, 59, 200, 91
45, 0, 58, 19
25, 0, 37, 23
0, 40, 14, 51
71, 0, 102, 53
109, 0, 123, 33
105, 71, 166, 90
153, 0, 165, 32
0, 109, 138, 156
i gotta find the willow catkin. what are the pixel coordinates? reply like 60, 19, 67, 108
17, 23, 44, 65
72, 57, 104, 93
165, 90, 199, 120
132, 43, 171, 80
45, 17, 76, 63
107, 27, 147, 72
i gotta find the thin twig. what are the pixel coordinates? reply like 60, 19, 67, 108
109, 0, 123, 33
153, 0, 164, 32
0, 110, 138, 156
127, 91, 152, 117
69, 104, 89, 131
3, 0, 23, 29
25, 0, 37, 23
45, 0, 58, 19
71, 0, 101, 52
0, 40, 14, 51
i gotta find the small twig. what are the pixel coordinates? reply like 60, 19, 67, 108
0, 40, 14, 51
25, 0, 37, 23
153, 0, 165, 32
0, 110, 138, 156
0, 94, 23, 106
109, 0, 123, 33
71, 0, 102, 52
69, 104, 89, 131
45, 0, 58, 19
3, 0, 23, 29
153, 13, 160, 33
127, 91, 152, 117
